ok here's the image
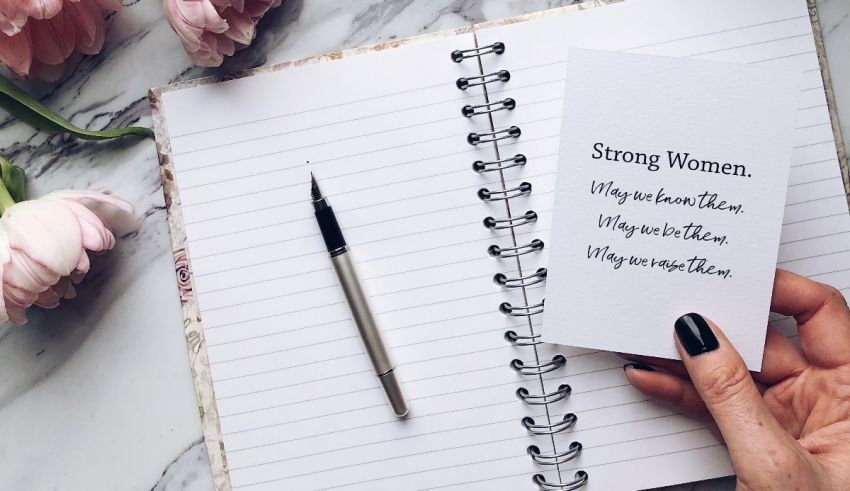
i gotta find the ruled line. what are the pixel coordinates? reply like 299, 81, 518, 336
683, 31, 811, 58
303, 427, 707, 490
420, 441, 721, 490
175, 94, 562, 159
188, 171, 556, 245
169, 79, 451, 139
182, 131, 832, 210
209, 309, 500, 381
620, 15, 807, 52
219, 352, 522, 418
204, 288, 510, 330
234, 411, 684, 481
779, 230, 850, 245
208, 298, 514, 362
192, 223, 520, 279
227, 395, 653, 469
778, 250, 850, 265
505, 26, 814, 77
229, 402, 673, 474
175, 113, 559, 178
782, 212, 848, 226
225, 381, 638, 452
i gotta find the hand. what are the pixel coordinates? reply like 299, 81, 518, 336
621, 269, 850, 490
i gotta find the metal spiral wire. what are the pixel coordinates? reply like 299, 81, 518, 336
453, 40, 584, 490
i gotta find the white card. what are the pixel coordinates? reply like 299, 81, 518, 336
542, 48, 802, 370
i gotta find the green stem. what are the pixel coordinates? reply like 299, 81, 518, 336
0, 74, 153, 140
0, 179, 15, 215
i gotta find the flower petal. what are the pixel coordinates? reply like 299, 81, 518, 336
0, 228, 11, 323
28, 11, 76, 65
34, 286, 60, 309
163, 0, 204, 50
66, 0, 100, 54
4, 248, 59, 292
175, 0, 227, 33
75, 249, 90, 274
5, 301, 29, 324
0, 26, 33, 76
2, 199, 83, 277
220, 8, 254, 45
57, 198, 116, 252
44, 189, 135, 235
0, 2, 31, 36
94, 0, 122, 11
16, 0, 64, 21
243, 0, 278, 18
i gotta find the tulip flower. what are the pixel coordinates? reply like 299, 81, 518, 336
0, 189, 134, 324
163, 0, 282, 67
0, 0, 121, 81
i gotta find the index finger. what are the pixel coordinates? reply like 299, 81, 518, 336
771, 269, 850, 367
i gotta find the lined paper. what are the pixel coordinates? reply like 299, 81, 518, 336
160, 32, 567, 490
476, 0, 849, 488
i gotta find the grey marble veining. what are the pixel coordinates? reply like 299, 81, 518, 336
0, 1, 846, 489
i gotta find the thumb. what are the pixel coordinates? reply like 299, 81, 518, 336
674, 313, 794, 462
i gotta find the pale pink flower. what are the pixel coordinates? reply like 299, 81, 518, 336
163, 0, 282, 67
0, 190, 134, 325
0, 0, 121, 81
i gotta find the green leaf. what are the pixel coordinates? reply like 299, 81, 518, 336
0, 155, 26, 203
0, 73, 153, 140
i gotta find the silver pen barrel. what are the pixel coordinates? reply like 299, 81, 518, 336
331, 250, 410, 418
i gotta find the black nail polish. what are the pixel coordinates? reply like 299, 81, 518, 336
623, 362, 656, 372
675, 313, 719, 356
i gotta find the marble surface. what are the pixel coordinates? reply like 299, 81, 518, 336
0, 1, 847, 490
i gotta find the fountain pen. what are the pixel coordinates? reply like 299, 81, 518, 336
310, 173, 410, 418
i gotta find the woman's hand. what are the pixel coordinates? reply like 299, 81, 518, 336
621, 269, 850, 490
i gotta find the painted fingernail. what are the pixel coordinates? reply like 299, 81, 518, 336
675, 313, 719, 356
623, 362, 656, 372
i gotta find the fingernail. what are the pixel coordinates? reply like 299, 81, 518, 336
623, 362, 656, 372
675, 313, 719, 356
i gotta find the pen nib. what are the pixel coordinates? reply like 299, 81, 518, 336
310, 172, 323, 202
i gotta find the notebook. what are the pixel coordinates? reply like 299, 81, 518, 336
149, 0, 850, 489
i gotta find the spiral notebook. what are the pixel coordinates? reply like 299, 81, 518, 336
150, 0, 850, 489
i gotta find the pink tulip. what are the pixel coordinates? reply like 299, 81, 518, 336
0, 0, 120, 81
163, 0, 282, 67
0, 190, 134, 324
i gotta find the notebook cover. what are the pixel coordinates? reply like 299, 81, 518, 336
148, 1, 847, 488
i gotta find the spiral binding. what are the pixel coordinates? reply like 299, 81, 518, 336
510, 355, 565, 375
456, 69, 511, 90
523, 413, 577, 435
495, 268, 547, 288
483, 210, 537, 229
500, 300, 544, 317
478, 181, 532, 201
468, 125, 521, 145
452, 40, 585, 489
462, 97, 516, 117
534, 472, 588, 491
473, 154, 526, 173
488, 240, 544, 258
517, 384, 571, 405
528, 442, 582, 465
451, 41, 505, 62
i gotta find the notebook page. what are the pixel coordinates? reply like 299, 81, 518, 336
159, 32, 567, 490
474, 0, 849, 489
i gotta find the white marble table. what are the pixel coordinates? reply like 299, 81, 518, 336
0, 1, 847, 489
